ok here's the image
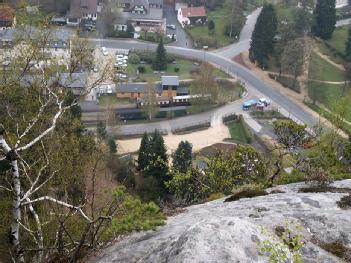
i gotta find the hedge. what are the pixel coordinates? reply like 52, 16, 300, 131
238, 114, 253, 144
222, 113, 238, 123
172, 121, 211, 134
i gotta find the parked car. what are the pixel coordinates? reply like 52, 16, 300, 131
101, 47, 108, 56
259, 98, 271, 106
167, 24, 176, 30
116, 54, 124, 59
242, 99, 258, 110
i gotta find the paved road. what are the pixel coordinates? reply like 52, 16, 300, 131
88, 38, 318, 135
163, 4, 192, 48
336, 17, 351, 27
214, 8, 262, 58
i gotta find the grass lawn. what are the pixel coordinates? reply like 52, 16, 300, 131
316, 41, 346, 65
227, 121, 248, 143
308, 52, 345, 82
127, 59, 228, 82
307, 81, 351, 122
98, 96, 131, 107
186, 7, 241, 48
325, 26, 349, 55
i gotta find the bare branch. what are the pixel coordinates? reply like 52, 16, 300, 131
22, 196, 92, 223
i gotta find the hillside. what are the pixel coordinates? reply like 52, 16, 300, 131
93, 180, 351, 263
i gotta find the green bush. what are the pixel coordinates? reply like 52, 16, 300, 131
136, 51, 156, 64
129, 54, 140, 64
174, 67, 180, 72
137, 66, 145, 73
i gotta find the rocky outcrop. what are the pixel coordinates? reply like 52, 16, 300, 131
94, 180, 351, 263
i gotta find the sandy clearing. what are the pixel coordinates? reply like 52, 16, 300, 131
117, 124, 231, 154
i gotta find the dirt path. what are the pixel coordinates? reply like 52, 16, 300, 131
314, 47, 345, 71
117, 124, 231, 154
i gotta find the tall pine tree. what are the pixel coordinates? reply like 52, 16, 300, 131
143, 130, 169, 195
345, 27, 351, 61
249, 4, 277, 69
153, 38, 167, 70
312, 0, 336, 40
173, 141, 192, 173
138, 132, 150, 171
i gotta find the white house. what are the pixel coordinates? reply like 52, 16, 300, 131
177, 6, 207, 27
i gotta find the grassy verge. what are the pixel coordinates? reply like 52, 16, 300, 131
308, 52, 345, 82
268, 74, 301, 93
185, 7, 243, 48
226, 116, 252, 143
304, 101, 351, 134
325, 26, 349, 56
250, 110, 287, 119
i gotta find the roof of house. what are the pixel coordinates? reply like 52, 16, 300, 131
116, 83, 163, 93
68, 0, 98, 18
180, 6, 206, 18
162, 76, 179, 86
0, 5, 15, 22
0, 27, 72, 46
128, 7, 163, 21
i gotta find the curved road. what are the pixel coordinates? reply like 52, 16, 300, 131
88, 8, 318, 135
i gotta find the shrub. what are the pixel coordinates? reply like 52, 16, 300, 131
174, 67, 180, 73
224, 184, 268, 202
304, 165, 334, 187
337, 194, 351, 209
137, 66, 145, 73
196, 36, 218, 48
129, 54, 140, 64
136, 51, 156, 64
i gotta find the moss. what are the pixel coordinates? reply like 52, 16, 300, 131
298, 187, 351, 194
336, 194, 351, 209
318, 240, 351, 261
224, 189, 268, 202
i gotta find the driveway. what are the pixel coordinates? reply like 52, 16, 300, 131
163, 4, 192, 48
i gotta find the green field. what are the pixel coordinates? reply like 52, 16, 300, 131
227, 121, 248, 143
307, 81, 351, 121
325, 26, 349, 55
308, 52, 345, 82
126, 59, 228, 82
186, 7, 243, 48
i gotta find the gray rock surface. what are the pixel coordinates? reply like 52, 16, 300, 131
93, 180, 351, 263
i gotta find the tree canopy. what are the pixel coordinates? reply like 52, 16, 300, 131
312, 0, 336, 40
249, 4, 278, 68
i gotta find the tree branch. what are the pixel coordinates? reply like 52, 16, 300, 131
22, 196, 92, 223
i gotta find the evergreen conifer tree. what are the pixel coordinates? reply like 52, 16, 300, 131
173, 141, 193, 173
138, 132, 150, 171
312, 0, 336, 40
249, 4, 277, 69
153, 38, 167, 70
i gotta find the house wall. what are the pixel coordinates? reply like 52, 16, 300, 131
177, 9, 190, 27
116, 92, 144, 98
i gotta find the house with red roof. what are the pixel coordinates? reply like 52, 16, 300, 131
0, 4, 15, 29
177, 6, 207, 27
